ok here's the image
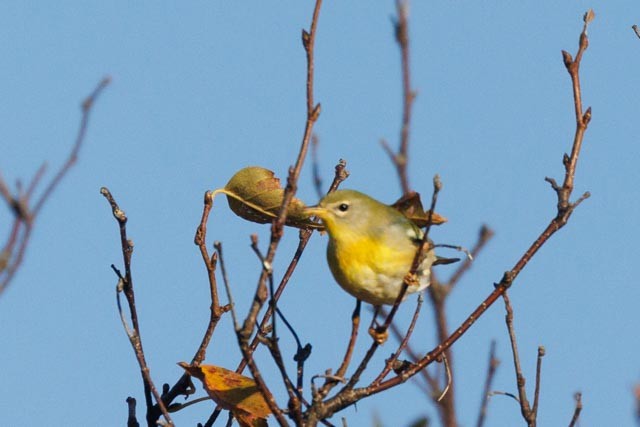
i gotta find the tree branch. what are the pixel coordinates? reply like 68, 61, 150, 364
476, 341, 499, 427
101, 187, 173, 426
308, 11, 594, 421
382, 0, 416, 195
0, 76, 109, 295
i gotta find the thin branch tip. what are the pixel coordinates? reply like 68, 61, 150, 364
583, 9, 595, 24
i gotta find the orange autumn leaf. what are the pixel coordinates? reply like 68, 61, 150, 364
179, 362, 271, 427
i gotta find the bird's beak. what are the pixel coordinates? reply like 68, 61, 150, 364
303, 205, 327, 219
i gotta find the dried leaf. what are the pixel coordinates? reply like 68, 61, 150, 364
391, 191, 447, 227
215, 166, 320, 229
179, 362, 270, 427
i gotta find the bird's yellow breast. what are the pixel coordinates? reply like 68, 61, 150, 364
326, 230, 419, 305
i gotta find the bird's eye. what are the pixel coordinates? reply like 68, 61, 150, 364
338, 203, 349, 212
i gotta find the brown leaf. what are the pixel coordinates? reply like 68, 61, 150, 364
217, 166, 320, 229
179, 362, 270, 427
391, 191, 447, 227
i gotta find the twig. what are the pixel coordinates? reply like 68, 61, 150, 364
0, 77, 109, 295
383, 305, 439, 395
203, 161, 348, 427
236, 237, 288, 426
568, 392, 583, 427
318, 299, 361, 399
158, 193, 230, 420
532, 346, 545, 416
382, 174, 441, 333
25, 163, 48, 202
101, 187, 174, 426
381, 0, 415, 195
166, 396, 210, 413
447, 225, 494, 291
427, 225, 493, 426
476, 341, 499, 427
127, 397, 140, 427
372, 294, 423, 386
233, 2, 323, 425
307, 175, 443, 426
192, 192, 228, 363
311, 134, 324, 199
340, 175, 441, 395
237, 0, 322, 344
436, 353, 452, 402
489, 390, 520, 403
214, 242, 236, 329
307, 11, 594, 420
503, 291, 535, 426
113, 269, 135, 339
251, 234, 308, 422
635, 385, 640, 426
33, 76, 111, 216
336, 302, 361, 377
266, 338, 306, 425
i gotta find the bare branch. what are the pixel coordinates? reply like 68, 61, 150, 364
318, 300, 361, 400
225, 159, 349, 408
502, 291, 534, 425
568, 392, 583, 427
476, 341, 499, 427
532, 346, 545, 416
0, 77, 109, 295
382, 0, 416, 195
33, 76, 111, 216
192, 192, 228, 364
101, 187, 174, 426
310, 12, 594, 419
373, 294, 423, 386
238, 0, 323, 341
311, 134, 324, 199
126, 397, 140, 427
231, 4, 325, 425
447, 225, 494, 291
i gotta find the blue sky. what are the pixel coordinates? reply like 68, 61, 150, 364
1, 2, 639, 426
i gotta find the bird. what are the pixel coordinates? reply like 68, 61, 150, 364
305, 189, 437, 306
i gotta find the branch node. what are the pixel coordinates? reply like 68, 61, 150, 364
100, 187, 128, 224
302, 29, 311, 49
311, 103, 322, 121
561, 50, 573, 69
537, 346, 546, 357
499, 271, 514, 288
583, 106, 592, 125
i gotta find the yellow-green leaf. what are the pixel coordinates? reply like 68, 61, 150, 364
215, 166, 320, 229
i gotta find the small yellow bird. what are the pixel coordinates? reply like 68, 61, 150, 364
305, 189, 437, 306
